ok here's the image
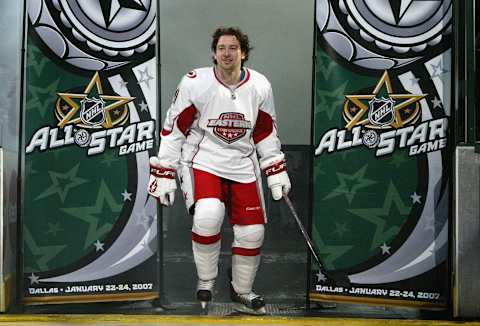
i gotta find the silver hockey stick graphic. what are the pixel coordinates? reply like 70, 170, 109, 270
283, 193, 351, 286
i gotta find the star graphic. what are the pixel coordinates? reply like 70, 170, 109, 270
45, 222, 63, 237
28, 273, 40, 285
430, 61, 449, 79
27, 46, 49, 76
380, 243, 391, 255
136, 208, 156, 230
409, 76, 420, 86
316, 81, 349, 121
60, 181, 122, 249
323, 164, 377, 204
344, 71, 425, 130
94, 240, 105, 252
410, 192, 422, 204
56, 72, 134, 128
121, 189, 132, 201
389, 151, 407, 168
388, 0, 414, 24
312, 225, 353, 269
333, 222, 349, 238
140, 238, 149, 248
432, 97, 443, 109
119, 80, 129, 89
316, 271, 327, 283
99, 0, 147, 28
348, 182, 410, 251
138, 67, 154, 88
24, 227, 66, 272
387, 0, 442, 25
139, 100, 149, 112
27, 79, 61, 118
34, 163, 88, 203
101, 151, 118, 167
316, 51, 339, 81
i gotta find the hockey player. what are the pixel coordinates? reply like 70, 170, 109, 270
148, 26, 291, 314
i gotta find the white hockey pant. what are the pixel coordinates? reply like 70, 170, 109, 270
231, 224, 265, 294
191, 198, 225, 281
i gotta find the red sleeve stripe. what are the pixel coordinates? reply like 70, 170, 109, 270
161, 128, 172, 136
192, 232, 221, 245
176, 105, 197, 136
232, 247, 261, 256
253, 110, 273, 144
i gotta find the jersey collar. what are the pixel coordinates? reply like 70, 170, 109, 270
213, 67, 250, 90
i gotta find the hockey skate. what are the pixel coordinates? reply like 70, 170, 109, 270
230, 283, 266, 315
196, 279, 215, 311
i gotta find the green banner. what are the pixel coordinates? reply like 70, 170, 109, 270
311, 0, 451, 308
23, 0, 159, 304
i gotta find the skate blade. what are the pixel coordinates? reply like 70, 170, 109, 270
233, 303, 266, 315
199, 301, 209, 315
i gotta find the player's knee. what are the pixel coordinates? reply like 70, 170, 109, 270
233, 224, 265, 248
192, 198, 225, 236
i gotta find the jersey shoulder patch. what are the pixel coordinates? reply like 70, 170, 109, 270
186, 70, 197, 78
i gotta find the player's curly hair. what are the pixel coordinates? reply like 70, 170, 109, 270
211, 26, 253, 66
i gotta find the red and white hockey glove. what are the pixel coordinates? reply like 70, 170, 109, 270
262, 159, 291, 201
148, 157, 177, 206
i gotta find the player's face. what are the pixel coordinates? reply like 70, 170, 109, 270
214, 35, 245, 72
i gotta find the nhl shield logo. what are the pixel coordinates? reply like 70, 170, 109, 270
207, 112, 252, 143
368, 97, 395, 128
80, 97, 106, 127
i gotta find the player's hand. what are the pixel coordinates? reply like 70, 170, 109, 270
264, 159, 291, 201
148, 157, 177, 206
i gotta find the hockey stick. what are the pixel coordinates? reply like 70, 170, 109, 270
283, 193, 351, 287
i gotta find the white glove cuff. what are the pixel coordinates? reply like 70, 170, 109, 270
149, 156, 176, 169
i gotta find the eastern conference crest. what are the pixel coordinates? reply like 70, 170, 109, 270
26, 72, 155, 156
315, 71, 448, 158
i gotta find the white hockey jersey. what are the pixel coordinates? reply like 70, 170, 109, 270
158, 67, 284, 183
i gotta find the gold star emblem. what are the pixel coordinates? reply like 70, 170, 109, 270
54, 72, 134, 129
343, 71, 425, 130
